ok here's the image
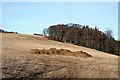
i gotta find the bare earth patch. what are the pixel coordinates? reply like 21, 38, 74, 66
1, 33, 118, 79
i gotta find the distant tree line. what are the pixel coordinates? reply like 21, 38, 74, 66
33, 33, 43, 36
0, 29, 18, 34
43, 23, 119, 56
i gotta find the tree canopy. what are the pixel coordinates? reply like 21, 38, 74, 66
46, 23, 119, 56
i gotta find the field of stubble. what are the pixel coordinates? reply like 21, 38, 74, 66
1, 33, 118, 79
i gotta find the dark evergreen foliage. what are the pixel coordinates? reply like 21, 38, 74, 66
47, 23, 119, 56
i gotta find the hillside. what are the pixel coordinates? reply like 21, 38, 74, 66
2, 33, 118, 79
47, 24, 119, 56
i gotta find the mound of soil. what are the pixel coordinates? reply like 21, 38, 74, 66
30, 48, 92, 58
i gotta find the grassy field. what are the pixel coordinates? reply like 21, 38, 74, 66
1, 33, 118, 79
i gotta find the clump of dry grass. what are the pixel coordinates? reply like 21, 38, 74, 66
30, 48, 92, 58
74, 51, 92, 58
30, 49, 40, 54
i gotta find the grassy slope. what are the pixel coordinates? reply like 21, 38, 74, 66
2, 33, 118, 78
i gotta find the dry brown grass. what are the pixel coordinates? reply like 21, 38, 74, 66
30, 49, 40, 54
2, 33, 118, 79
30, 48, 92, 58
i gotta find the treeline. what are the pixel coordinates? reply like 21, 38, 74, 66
0, 29, 18, 34
33, 33, 43, 36
45, 23, 119, 56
